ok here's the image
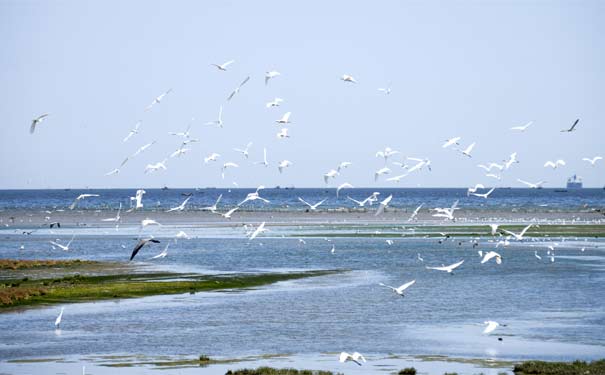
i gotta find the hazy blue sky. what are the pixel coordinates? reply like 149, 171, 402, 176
1, 0, 603, 189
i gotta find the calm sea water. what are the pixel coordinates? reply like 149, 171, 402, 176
0, 189, 604, 373
0, 187, 604, 211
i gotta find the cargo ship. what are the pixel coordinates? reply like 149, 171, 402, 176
566, 175, 583, 189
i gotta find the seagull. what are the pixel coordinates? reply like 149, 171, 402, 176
337, 161, 352, 172
501, 224, 533, 240
582, 156, 603, 166
386, 240, 394, 245
339, 352, 366, 366
481, 251, 502, 264
105, 168, 120, 176
265, 70, 280, 85
121, 141, 156, 167
141, 218, 161, 228
378, 280, 416, 297
408, 203, 424, 221
50, 234, 75, 251
376, 147, 400, 162
510, 121, 533, 132
560, 118, 579, 132
266, 98, 284, 108
176, 231, 190, 239
169, 147, 190, 158
130, 189, 146, 211
534, 251, 542, 260
467, 184, 485, 196
205, 106, 224, 127
102, 203, 122, 222
298, 197, 327, 211
151, 243, 170, 259
336, 182, 353, 198
417, 253, 424, 262
375, 194, 393, 216
426, 260, 464, 274
30, 114, 49, 134
69, 194, 100, 210
204, 152, 221, 163
211, 59, 235, 71
254, 148, 269, 167
324, 169, 340, 184
221, 162, 239, 179
442, 137, 461, 148
130, 238, 160, 261
460, 142, 476, 157
517, 179, 546, 189
123, 121, 141, 142
145, 89, 172, 111
276, 112, 292, 124
166, 196, 191, 212
544, 160, 566, 169
341, 75, 357, 83
488, 224, 500, 235
227, 76, 250, 101
276, 128, 290, 139
503, 152, 519, 170
202, 194, 223, 213
406, 157, 432, 173
168, 122, 193, 138
234, 142, 253, 159
483, 321, 500, 334
347, 192, 380, 207
145, 160, 167, 173
377, 84, 391, 95
478, 163, 504, 172
239, 186, 270, 206
374, 167, 391, 181
432, 200, 459, 221
470, 187, 496, 199
55, 307, 64, 328
249, 222, 268, 240
220, 207, 239, 219
278, 160, 293, 173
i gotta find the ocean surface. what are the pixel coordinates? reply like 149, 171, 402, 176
0, 187, 604, 212
0, 189, 604, 374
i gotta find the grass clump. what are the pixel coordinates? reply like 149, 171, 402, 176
399, 368, 417, 375
0, 259, 98, 270
225, 368, 338, 375
199, 354, 211, 362
513, 359, 605, 375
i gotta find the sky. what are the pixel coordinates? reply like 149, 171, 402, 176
0, 0, 603, 189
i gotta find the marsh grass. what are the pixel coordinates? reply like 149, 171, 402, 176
0, 265, 338, 309
513, 359, 605, 375
225, 368, 339, 375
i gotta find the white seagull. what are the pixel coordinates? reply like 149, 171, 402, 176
202, 194, 223, 213
582, 156, 603, 166
341, 75, 357, 83
121, 141, 156, 167
50, 234, 75, 251
227, 76, 250, 101
298, 197, 327, 211
339, 352, 366, 366
470, 187, 496, 199
249, 222, 268, 240
151, 244, 170, 259
145, 89, 172, 111
481, 251, 502, 265
265, 70, 280, 85
378, 280, 416, 297
254, 148, 269, 167
166, 196, 192, 212
442, 137, 461, 148
30, 113, 49, 134
517, 179, 546, 189
544, 160, 566, 169
375, 194, 393, 216
220, 207, 239, 219
234, 142, 253, 159
221, 162, 239, 179
204, 152, 221, 163
483, 321, 500, 334
211, 59, 235, 71
336, 182, 353, 198
461, 142, 476, 157
510, 121, 533, 132
205, 106, 224, 127
266, 97, 284, 108
276, 112, 292, 125
501, 224, 533, 240
324, 169, 340, 184
467, 184, 485, 196
123, 121, 141, 142
426, 259, 464, 274
374, 167, 391, 181
102, 203, 122, 222
145, 160, 167, 173
560, 118, 579, 132
278, 160, 293, 173
69, 194, 100, 210
55, 307, 64, 328
276, 128, 290, 139
239, 186, 270, 206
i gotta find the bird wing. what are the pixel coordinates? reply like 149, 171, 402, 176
520, 224, 533, 236
448, 260, 465, 270
396, 280, 416, 293
130, 240, 146, 261
239, 76, 250, 87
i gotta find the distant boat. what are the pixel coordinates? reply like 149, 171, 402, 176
566, 175, 582, 189
161, 186, 169, 190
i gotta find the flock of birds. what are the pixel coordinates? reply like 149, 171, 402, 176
25, 60, 604, 368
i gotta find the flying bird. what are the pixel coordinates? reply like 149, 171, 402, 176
582, 156, 603, 166
130, 238, 160, 261
211, 59, 235, 71
278, 160, 293, 173
544, 160, 566, 169
145, 89, 172, 111
220, 207, 239, 219
426, 259, 464, 274
102, 203, 122, 222
470, 187, 495, 199
145, 160, 167, 173
30, 114, 49, 134
510, 121, 533, 132
517, 179, 546, 189
121, 141, 157, 167
227, 76, 250, 101
202, 194, 223, 213
374, 167, 391, 181
298, 197, 327, 211
69, 194, 100, 210
276, 128, 290, 139
249, 222, 268, 240
266, 98, 284, 108
483, 321, 500, 334
340, 75, 357, 83
442, 137, 461, 148
221, 162, 239, 179
560, 118, 579, 132
205, 106, 224, 127
378, 280, 416, 297
375, 194, 393, 216
204, 152, 221, 163
254, 147, 269, 167
276, 112, 292, 124
151, 243, 170, 259
324, 169, 340, 184
481, 251, 502, 265
166, 196, 192, 212
123, 121, 141, 142
460, 142, 476, 157
50, 234, 75, 251
467, 184, 485, 196
265, 70, 280, 85
336, 182, 353, 198
339, 352, 366, 366
238, 186, 270, 206
501, 224, 533, 240
234, 142, 253, 159
408, 203, 424, 221
55, 307, 64, 328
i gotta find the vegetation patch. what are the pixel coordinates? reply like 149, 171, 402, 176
513, 359, 605, 375
225, 368, 339, 375
0, 259, 99, 270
